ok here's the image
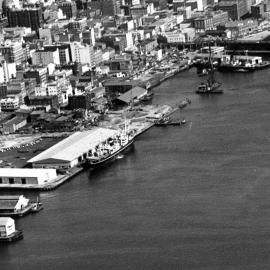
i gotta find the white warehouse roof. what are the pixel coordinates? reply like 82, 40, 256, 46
0, 168, 56, 178
28, 128, 118, 163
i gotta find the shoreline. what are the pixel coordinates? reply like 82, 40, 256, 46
0, 106, 181, 191
0, 64, 189, 191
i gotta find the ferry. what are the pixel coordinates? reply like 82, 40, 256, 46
83, 128, 134, 168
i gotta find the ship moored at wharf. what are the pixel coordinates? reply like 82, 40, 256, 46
82, 128, 135, 168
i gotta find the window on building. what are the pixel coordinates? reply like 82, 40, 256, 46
21, 178, 26, 184
9, 178, 14, 184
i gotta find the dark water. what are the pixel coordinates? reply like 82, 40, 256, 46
1, 68, 270, 270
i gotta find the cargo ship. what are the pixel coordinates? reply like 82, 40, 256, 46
82, 126, 134, 168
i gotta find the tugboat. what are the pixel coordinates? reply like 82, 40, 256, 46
196, 45, 223, 95
31, 197, 43, 213
83, 124, 134, 168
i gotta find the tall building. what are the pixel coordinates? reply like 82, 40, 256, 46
70, 42, 95, 67
6, 7, 43, 32
0, 40, 24, 63
32, 48, 60, 66
82, 28, 95, 46
217, 0, 248, 20
58, 1, 77, 19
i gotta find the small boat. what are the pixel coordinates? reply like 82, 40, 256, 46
155, 118, 186, 127
179, 98, 191, 109
155, 116, 171, 126
31, 196, 43, 213
196, 81, 223, 94
197, 68, 208, 77
181, 119, 186, 125
116, 154, 124, 159
31, 202, 43, 213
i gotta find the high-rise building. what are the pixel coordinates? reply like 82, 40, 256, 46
6, 7, 43, 32
82, 28, 96, 46
217, 0, 248, 20
58, 1, 77, 19
0, 40, 24, 63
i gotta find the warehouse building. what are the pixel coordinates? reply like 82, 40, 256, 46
0, 168, 57, 185
27, 128, 118, 169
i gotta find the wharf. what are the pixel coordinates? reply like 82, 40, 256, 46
0, 167, 83, 191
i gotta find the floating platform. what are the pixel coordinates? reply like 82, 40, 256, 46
0, 230, 23, 243
0, 204, 33, 217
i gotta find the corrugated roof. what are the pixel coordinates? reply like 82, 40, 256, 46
28, 128, 118, 163
3, 116, 26, 126
117, 86, 147, 104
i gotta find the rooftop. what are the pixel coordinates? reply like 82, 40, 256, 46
117, 86, 147, 104
28, 128, 118, 163
0, 168, 56, 177
3, 116, 26, 126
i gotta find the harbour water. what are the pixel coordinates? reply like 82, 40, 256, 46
1, 68, 270, 269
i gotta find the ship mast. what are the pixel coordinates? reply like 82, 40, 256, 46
207, 43, 214, 87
